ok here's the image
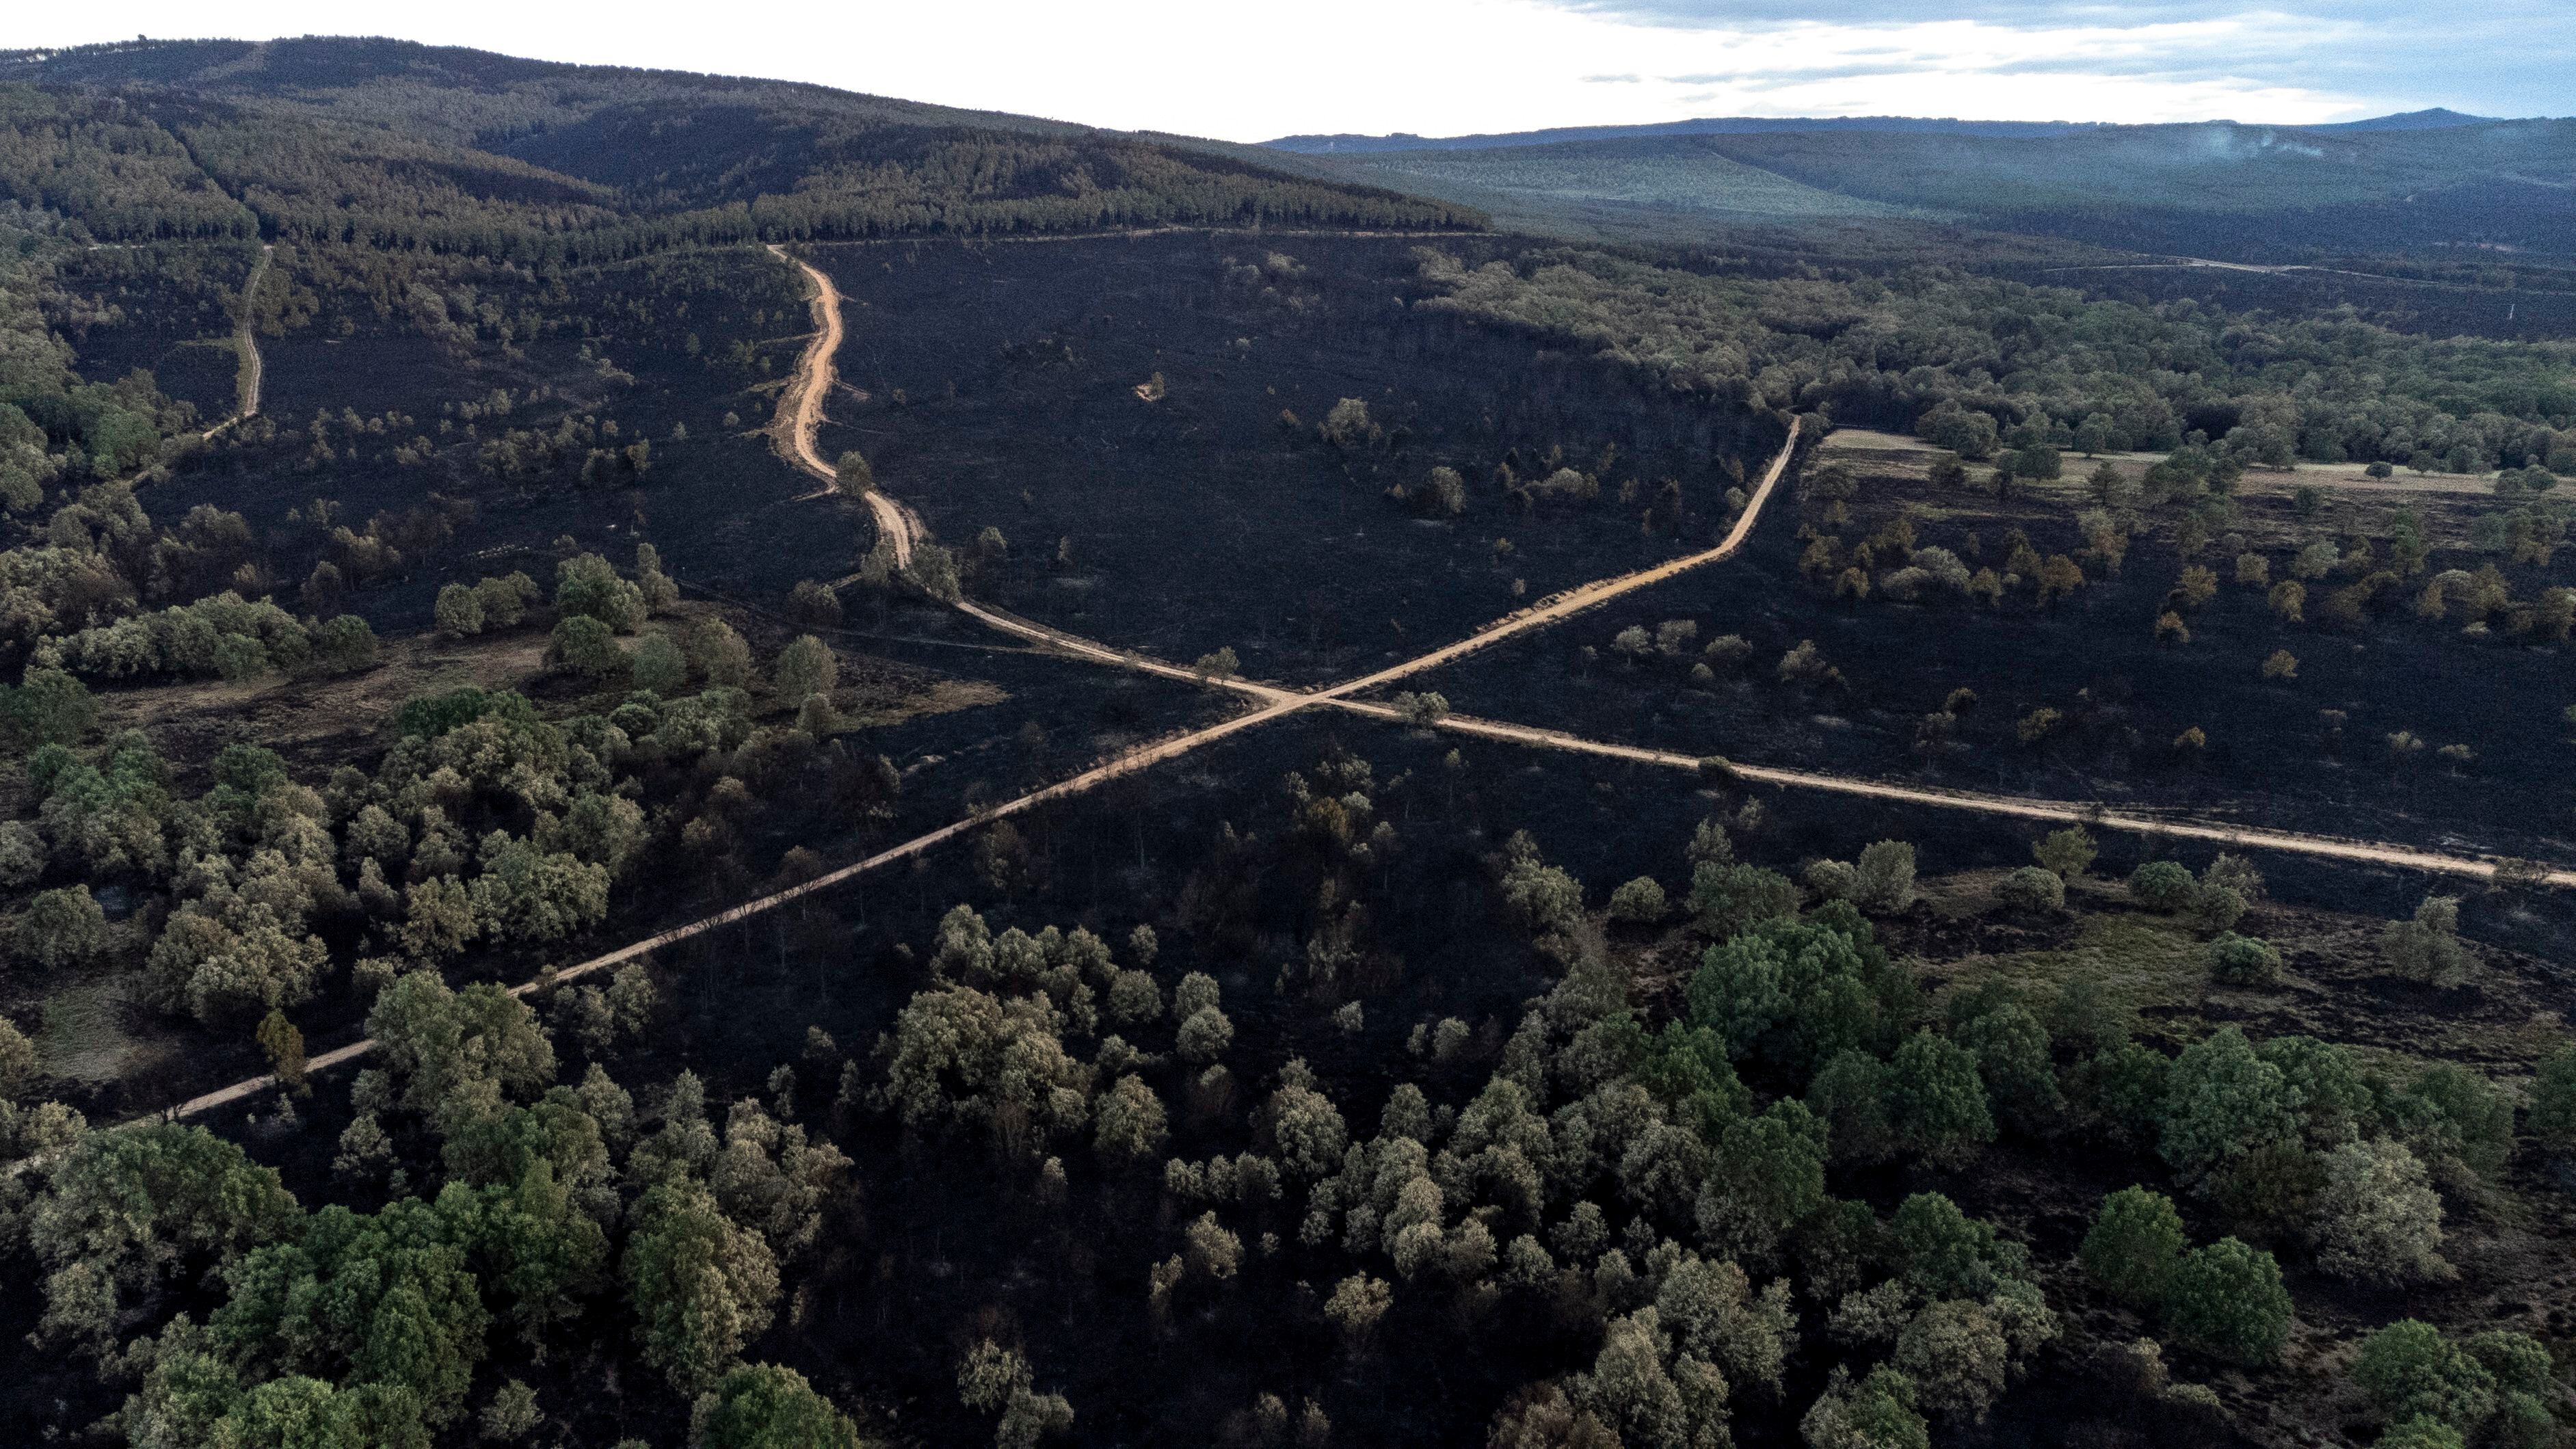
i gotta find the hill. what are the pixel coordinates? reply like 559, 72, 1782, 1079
0, 36, 1478, 260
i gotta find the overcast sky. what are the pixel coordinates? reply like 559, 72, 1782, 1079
23, 0, 2571, 141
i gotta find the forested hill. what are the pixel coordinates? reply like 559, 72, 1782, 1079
0, 36, 1480, 261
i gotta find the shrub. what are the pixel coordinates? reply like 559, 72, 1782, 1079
308, 615, 378, 674
555, 553, 645, 632
2126, 860, 2194, 911
1995, 866, 2064, 913
1855, 840, 1917, 914
2206, 933, 2281, 987
773, 635, 838, 702
1608, 877, 1667, 924
2261, 649, 2298, 680
434, 582, 484, 637
630, 634, 687, 695
2313, 1139, 2450, 1286
1393, 691, 1450, 726
1894, 1192, 2021, 1301
2353, 1320, 2496, 1429
2185, 883, 2246, 935
22, 885, 108, 967
2080, 1186, 2183, 1307
1688, 862, 1801, 939
2382, 896, 2472, 985
473, 573, 535, 629
549, 615, 624, 682
2162, 1238, 2291, 1365
1805, 859, 1859, 901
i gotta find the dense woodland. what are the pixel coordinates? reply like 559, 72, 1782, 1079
0, 33, 2571, 1449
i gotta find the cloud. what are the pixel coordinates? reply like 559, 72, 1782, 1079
1555, 0, 2576, 119
1583, 73, 1643, 83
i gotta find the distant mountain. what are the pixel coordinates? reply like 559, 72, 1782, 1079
1266, 114, 2576, 263
1265, 109, 2537, 155
2311, 108, 2501, 132
1265, 116, 2106, 154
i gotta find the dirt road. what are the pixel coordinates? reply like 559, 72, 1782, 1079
769, 245, 916, 570
1323, 699, 2576, 888
179, 243, 272, 452
1314, 415, 1800, 702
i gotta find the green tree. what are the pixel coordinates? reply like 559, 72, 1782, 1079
2207, 933, 2281, 987
1609, 876, 1669, 923
2127, 860, 2195, 911
29, 1122, 304, 1350
1695, 1100, 1827, 1260
959, 1340, 1074, 1448
1, 667, 98, 749
254, 1009, 307, 1095
1854, 840, 1917, 914
2382, 896, 2473, 986
1686, 861, 1801, 940
211, 1197, 492, 1425
1996, 866, 2064, 913
549, 615, 624, 681
692, 1362, 866, 1449
555, 553, 645, 632
630, 633, 687, 695
2033, 827, 2095, 879
624, 1179, 781, 1396
1807, 1049, 1896, 1167
2313, 1139, 2449, 1286
474, 1156, 610, 1344
1951, 1002, 2060, 1126
1799, 1366, 1930, 1449
774, 635, 837, 702
2352, 1320, 2497, 1431
834, 451, 875, 496
0, 1012, 38, 1100
2158, 1026, 2301, 1180
21, 884, 107, 967
1888, 1031, 1995, 1167
365, 972, 557, 1128
1093, 1074, 1168, 1164
2532, 1044, 2576, 1158
2163, 1237, 2291, 1365
434, 583, 484, 637
1894, 1192, 2021, 1301
1894, 1299, 2011, 1424
2079, 1186, 2183, 1306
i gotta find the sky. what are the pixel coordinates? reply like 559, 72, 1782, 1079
20, 0, 2572, 142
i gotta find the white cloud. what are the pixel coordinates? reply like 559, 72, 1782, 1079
24, 0, 2495, 141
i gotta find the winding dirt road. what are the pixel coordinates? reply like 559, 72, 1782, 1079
150, 244, 2568, 1121
770, 244, 917, 570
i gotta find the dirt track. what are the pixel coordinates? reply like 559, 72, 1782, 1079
1323, 700, 2576, 889
769, 245, 916, 570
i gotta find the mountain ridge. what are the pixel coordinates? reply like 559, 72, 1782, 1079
1265, 107, 2523, 155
